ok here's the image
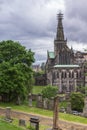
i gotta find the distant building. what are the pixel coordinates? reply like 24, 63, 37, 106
46, 12, 87, 93
32, 65, 41, 72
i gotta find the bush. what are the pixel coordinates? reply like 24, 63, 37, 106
41, 85, 58, 99
70, 92, 84, 112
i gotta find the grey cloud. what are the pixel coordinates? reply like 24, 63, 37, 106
0, 0, 61, 41
0, 0, 65, 64
64, 0, 87, 44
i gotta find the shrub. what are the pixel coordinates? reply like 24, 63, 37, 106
41, 85, 58, 99
70, 92, 84, 112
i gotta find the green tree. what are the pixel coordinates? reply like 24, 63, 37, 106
41, 85, 58, 99
70, 92, 84, 112
0, 40, 34, 102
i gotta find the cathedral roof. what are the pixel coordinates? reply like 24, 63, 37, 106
54, 64, 79, 68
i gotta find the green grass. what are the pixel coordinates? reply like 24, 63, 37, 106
0, 120, 24, 130
59, 113, 87, 124
0, 102, 87, 125
32, 85, 46, 94
0, 117, 49, 130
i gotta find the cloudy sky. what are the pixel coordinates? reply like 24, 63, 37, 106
0, 0, 87, 64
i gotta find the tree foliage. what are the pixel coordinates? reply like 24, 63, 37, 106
70, 92, 84, 112
41, 85, 58, 99
0, 40, 34, 102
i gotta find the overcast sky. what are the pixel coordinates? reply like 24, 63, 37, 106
0, 0, 87, 64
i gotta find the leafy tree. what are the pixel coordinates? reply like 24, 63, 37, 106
70, 92, 84, 112
41, 85, 58, 99
0, 40, 34, 102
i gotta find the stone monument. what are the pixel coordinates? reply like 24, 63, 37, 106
28, 93, 32, 107
83, 96, 87, 117
5, 107, 13, 122
52, 96, 61, 130
37, 94, 43, 108
66, 102, 72, 114
46, 96, 62, 130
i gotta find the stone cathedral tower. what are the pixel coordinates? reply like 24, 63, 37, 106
46, 12, 85, 93
54, 12, 74, 65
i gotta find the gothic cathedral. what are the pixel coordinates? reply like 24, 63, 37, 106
46, 12, 87, 93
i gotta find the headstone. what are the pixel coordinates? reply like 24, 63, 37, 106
28, 93, 32, 107
16, 96, 21, 105
43, 98, 48, 109
48, 98, 54, 110
37, 94, 43, 108
83, 97, 87, 117
19, 119, 26, 126
66, 102, 72, 114
5, 107, 13, 122
5, 107, 11, 119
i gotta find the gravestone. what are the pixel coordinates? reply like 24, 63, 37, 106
5, 107, 11, 119
5, 107, 13, 122
66, 102, 72, 114
43, 98, 48, 109
19, 119, 26, 126
28, 93, 32, 107
16, 96, 21, 105
83, 96, 87, 117
37, 94, 43, 108
48, 98, 54, 110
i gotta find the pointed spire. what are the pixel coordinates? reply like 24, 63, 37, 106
56, 12, 64, 41
71, 46, 74, 53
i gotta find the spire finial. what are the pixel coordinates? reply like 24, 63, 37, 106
56, 12, 64, 41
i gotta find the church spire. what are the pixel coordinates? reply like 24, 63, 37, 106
56, 12, 64, 41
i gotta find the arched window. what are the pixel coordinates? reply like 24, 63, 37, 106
65, 71, 67, 78
76, 71, 78, 78
53, 72, 56, 79
79, 71, 82, 78
61, 71, 63, 78
57, 72, 59, 78
72, 71, 74, 78
69, 71, 71, 78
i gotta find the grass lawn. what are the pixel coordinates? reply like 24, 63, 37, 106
0, 120, 24, 130
32, 85, 46, 94
0, 102, 87, 125
0, 116, 49, 130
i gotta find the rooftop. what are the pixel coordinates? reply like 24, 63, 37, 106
54, 64, 80, 68
48, 52, 55, 59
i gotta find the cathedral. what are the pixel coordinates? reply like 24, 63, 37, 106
46, 12, 87, 93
